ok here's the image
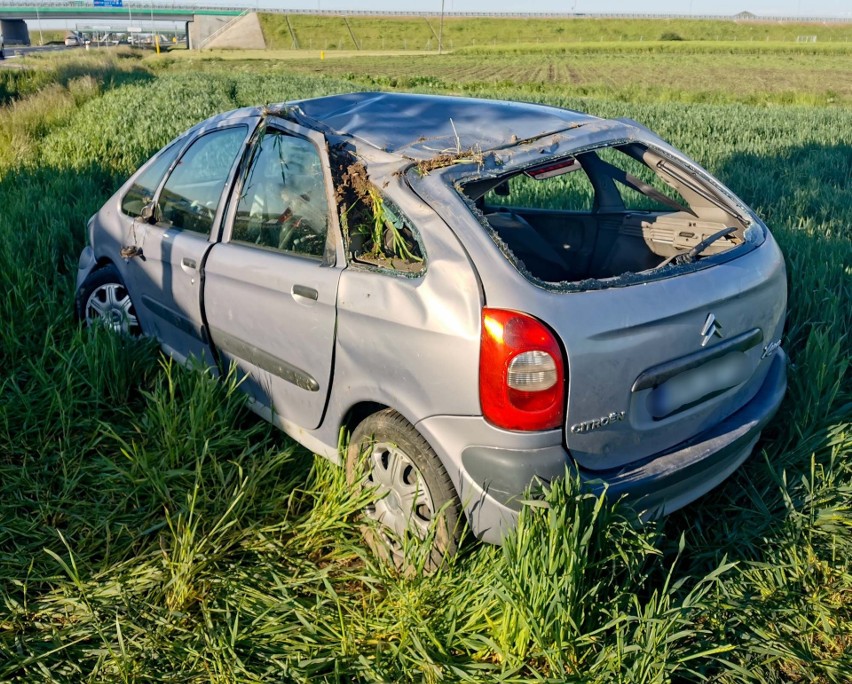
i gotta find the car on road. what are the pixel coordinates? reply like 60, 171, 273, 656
64, 32, 83, 47
75, 92, 788, 568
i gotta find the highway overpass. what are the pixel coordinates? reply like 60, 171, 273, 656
0, 2, 242, 22
0, 2, 246, 48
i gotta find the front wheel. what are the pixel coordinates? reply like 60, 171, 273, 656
76, 264, 141, 336
346, 409, 462, 573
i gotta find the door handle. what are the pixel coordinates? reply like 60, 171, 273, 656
181, 257, 197, 273
292, 284, 318, 301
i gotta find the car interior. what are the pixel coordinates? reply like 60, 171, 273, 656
462, 143, 748, 284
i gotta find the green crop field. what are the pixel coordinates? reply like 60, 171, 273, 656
257, 14, 852, 51
0, 44, 850, 681
170, 42, 852, 107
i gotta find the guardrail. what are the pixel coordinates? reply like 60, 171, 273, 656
0, 2, 850, 22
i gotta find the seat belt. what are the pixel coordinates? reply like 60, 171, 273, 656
597, 158, 695, 216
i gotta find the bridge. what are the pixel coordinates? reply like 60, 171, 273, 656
0, 1, 242, 21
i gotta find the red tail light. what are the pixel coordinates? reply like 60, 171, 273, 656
479, 308, 565, 431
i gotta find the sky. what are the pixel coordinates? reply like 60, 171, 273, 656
240, 0, 851, 18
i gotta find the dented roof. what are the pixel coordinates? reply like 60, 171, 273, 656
290, 92, 597, 159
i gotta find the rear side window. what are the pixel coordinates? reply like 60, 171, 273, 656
121, 140, 182, 218
346, 197, 425, 275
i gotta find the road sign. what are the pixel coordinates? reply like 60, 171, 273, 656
93, 0, 123, 7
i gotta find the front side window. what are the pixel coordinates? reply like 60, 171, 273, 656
158, 126, 247, 235
121, 140, 182, 218
232, 129, 329, 259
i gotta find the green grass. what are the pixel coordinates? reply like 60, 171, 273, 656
0, 48, 149, 107
257, 14, 852, 51
0, 50, 850, 681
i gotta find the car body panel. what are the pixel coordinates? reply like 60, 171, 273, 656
294, 91, 597, 159
128, 227, 213, 363
203, 244, 342, 429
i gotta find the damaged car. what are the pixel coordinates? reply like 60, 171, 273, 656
75, 92, 787, 568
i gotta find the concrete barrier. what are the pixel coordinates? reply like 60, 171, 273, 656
191, 11, 265, 50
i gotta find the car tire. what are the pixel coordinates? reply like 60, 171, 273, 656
76, 264, 141, 336
346, 409, 462, 573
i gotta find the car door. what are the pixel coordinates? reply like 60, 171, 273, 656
202, 121, 344, 430
122, 121, 255, 364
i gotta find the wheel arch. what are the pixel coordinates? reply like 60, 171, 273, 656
339, 401, 390, 446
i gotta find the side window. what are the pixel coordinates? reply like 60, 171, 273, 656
121, 140, 182, 218
158, 126, 247, 235
232, 129, 329, 259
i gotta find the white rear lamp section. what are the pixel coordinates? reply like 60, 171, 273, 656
507, 351, 558, 391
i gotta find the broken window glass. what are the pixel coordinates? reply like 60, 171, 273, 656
333, 157, 426, 275
232, 129, 329, 259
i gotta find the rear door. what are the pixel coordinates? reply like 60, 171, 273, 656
122, 121, 255, 364
202, 121, 343, 430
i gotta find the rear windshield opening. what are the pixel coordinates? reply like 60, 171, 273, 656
461, 143, 749, 285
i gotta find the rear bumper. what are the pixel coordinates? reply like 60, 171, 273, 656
584, 347, 787, 518
417, 348, 787, 544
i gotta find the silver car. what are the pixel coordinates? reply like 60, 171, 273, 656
75, 92, 787, 567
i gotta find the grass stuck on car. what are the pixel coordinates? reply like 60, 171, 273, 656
76, 92, 788, 569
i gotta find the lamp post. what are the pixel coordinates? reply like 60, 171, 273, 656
438, 0, 444, 54
36, 5, 44, 46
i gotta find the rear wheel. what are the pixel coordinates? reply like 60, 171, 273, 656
76, 264, 141, 336
346, 409, 461, 573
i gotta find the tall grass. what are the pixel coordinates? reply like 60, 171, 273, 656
0, 58, 849, 681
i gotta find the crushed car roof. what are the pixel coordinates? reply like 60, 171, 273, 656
288, 92, 598, 159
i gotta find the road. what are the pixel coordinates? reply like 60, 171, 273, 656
1, 43, 76, 62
